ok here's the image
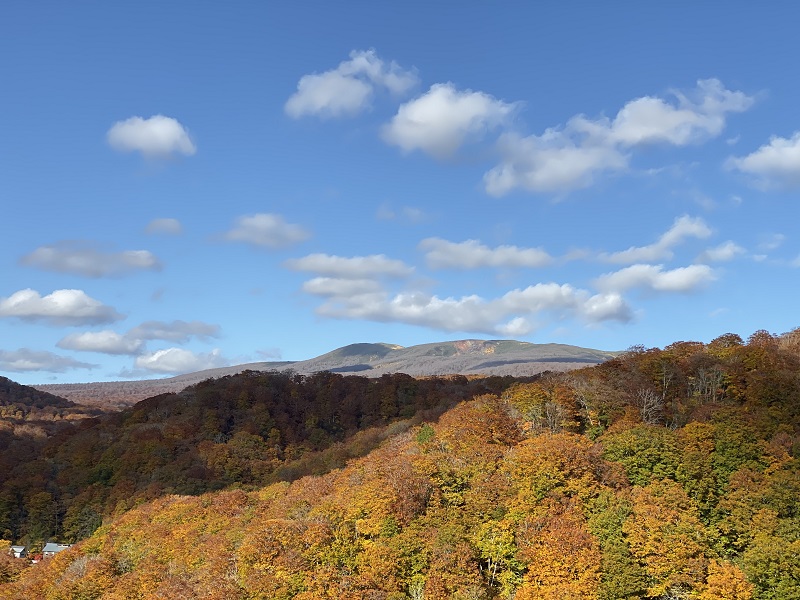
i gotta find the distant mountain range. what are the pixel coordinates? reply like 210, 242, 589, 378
34, 339, 619, 409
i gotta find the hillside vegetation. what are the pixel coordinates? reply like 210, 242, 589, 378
2, 330, 800, 599
0, 372, 525, 548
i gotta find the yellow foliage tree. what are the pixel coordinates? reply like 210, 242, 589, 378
698, 559, 753, 600
515, 501, 601, 600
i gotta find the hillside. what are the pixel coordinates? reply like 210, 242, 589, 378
2, 329, 799, 598
0, 375, 101, 441
0, 370, 530, 548
0, 377, 74, 411
34, 339, 616, 409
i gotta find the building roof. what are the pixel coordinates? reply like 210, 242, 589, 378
42, 542, 71, 553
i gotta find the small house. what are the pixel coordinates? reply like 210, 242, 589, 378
42, 542, 71, 558
9, 545, 26, 559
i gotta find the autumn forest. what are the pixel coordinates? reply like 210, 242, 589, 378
1, 329, 799, 599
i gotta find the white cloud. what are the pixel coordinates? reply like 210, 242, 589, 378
302, 277, 384, 297
581, 293, 633, 322
595, 264, 716, 293
485, 132, 628, 196
223, 214, 310, 249
285, 49, 418, 119
54, 320, 220, 357
285, 253, 413, 278
696, 241, 746, 263
598, 79, 753, 146
0, 348, 96, 373
758, 233, 785, 252
20, 242, 162, 277
287, 71, 372, 118
145, 218, 183, 235
376, 203, 426, 222
107, 115, 196, 158
726, 131, 800, 188
0, 289, 123, 326
496, 317, 534, 337
420, 237, 553, 269
307, 280, 631, 336
382, 83, 517, 158
600, 215, 712, 264
485, 79, 753, 195
57, 331, 143, 355
134, 348, 228, 374
127, 320, 220, 343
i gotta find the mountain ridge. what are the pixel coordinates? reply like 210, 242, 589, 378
33, 339, 618, 408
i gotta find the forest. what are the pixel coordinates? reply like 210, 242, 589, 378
0, 370, 526, 546
1, 329, 799, 599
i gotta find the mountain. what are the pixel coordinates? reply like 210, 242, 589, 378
0, 376, 100, 425
302, 340, 616, 375
4, 331, 799, 598
34, 340, 617, 408
0, 377, 74, 410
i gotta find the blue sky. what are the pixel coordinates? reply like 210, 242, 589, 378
2, 2, 799, 384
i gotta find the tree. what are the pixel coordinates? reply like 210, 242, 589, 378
698, 559, 753, 600
623, 480, 710, 598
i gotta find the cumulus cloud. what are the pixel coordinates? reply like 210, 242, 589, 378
54, 320, 220, 357
285, 49, 418, 119
285, 253, 413, 278
305, 280, 631, 336
145, 218, 183, 235
595, 79, 753, 146
595, 264, 716, 293
134, 348, 228, 374
107, 115, 196, 158
485, 133, 627, 196
302, 277, 384, 297
20, 241, 162, 277
599, 215, 712, 264
420, 237, 553, 269
485, 79, 753, 195
223, 214, 310, 249
382, 83, 517, 158
0, 348, 97, 373
57, 331, 144, 355
696, 241, 746, 263
726, 131, 800, 188
127, 320, 221, 343
0, 289, 123, 326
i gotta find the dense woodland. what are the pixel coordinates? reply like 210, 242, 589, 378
2, 329, 800, 599
0, 371, 523, 547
